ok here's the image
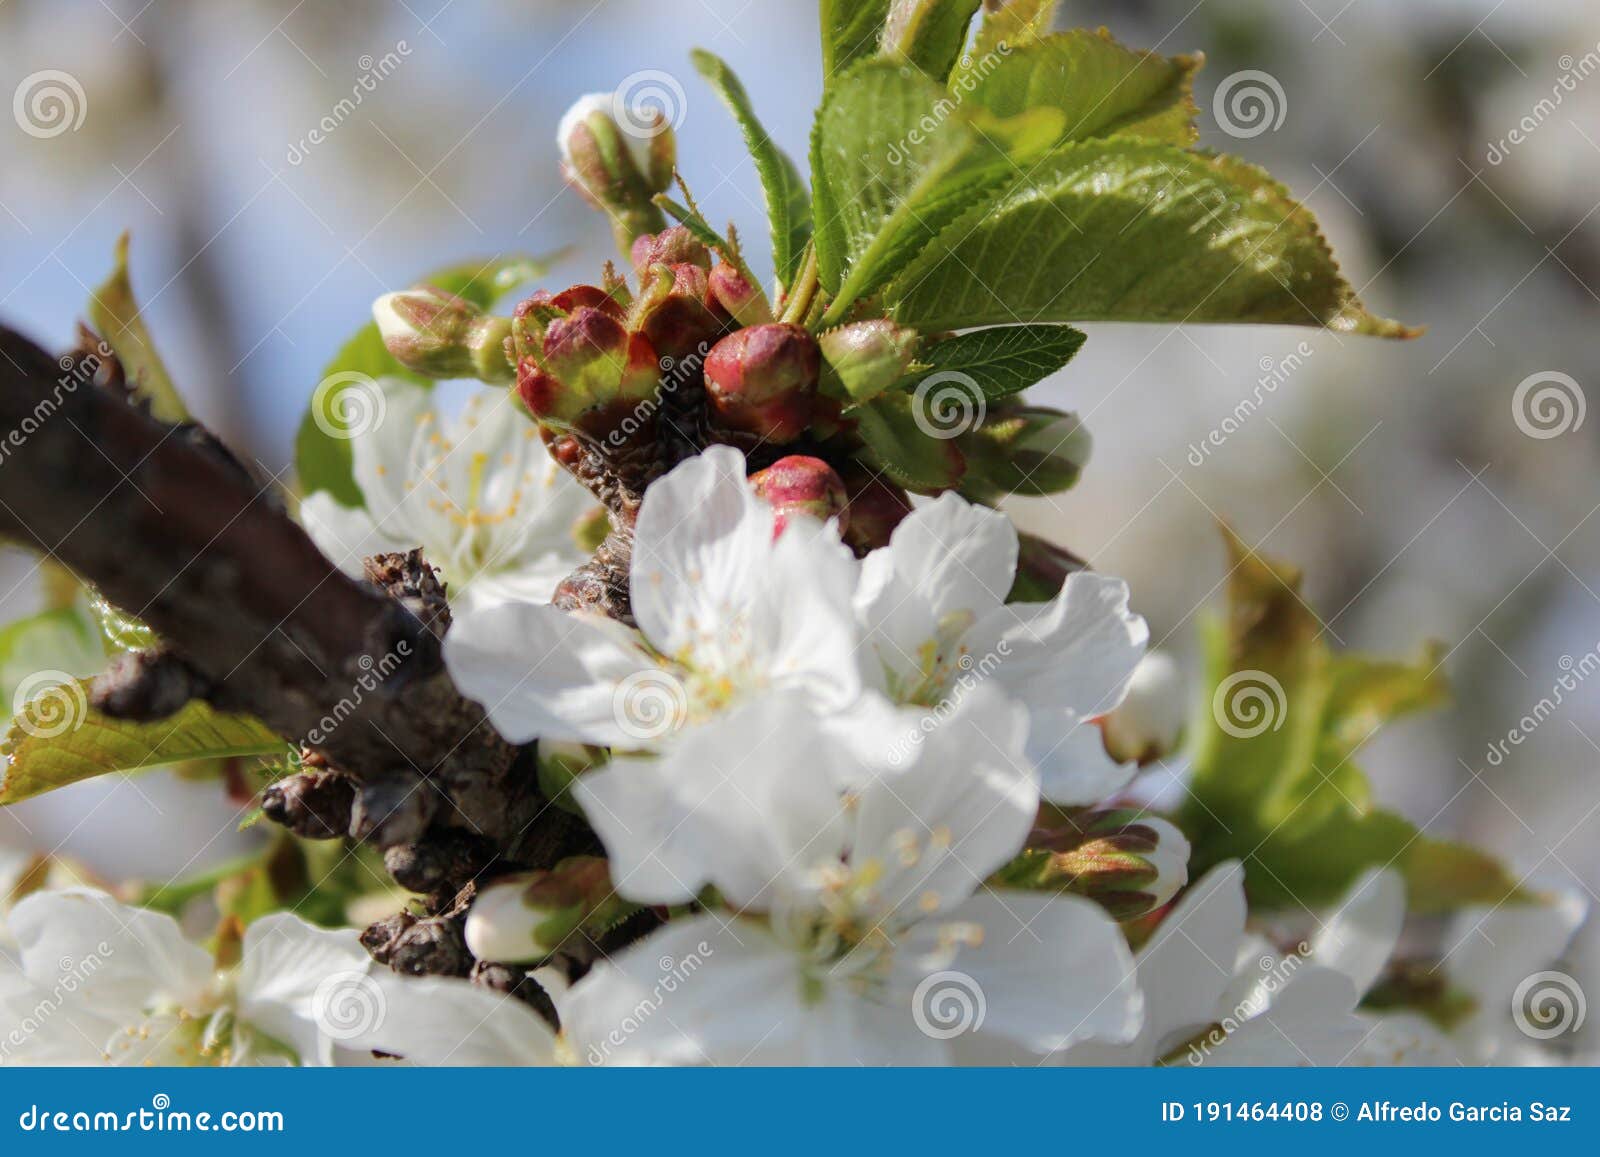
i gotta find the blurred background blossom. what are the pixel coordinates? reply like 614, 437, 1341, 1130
1, 0, 1597, 936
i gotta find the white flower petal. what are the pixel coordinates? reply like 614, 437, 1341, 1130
237, 913, 375, 1067
898, 890, 1142, 1057
444, 601, 656, 746
9, 889, 212, 1018
968, 569, 1148, 742
850, 685, 1036, 922
856, 494, 1016, 687
1312, 867, 1405, 1000
575, 696, 849, 908
563, 915, 799, 1066
352, 973, 559, 1066
1029, 711, 1137, 806
298, 494, 409, 578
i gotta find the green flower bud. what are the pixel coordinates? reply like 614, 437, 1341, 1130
630, 262, 728, 365
818, 320, 919, 403
463, 857, 640, 964
959, 403, 1092, 501
1102, 653, 1186, 766
749, 455, 849, 536
997, 809, 1190, 921
557, 92, 674, 255
372, 287, 515, 383
516, 305, 660, 434
703, 323, 820, 443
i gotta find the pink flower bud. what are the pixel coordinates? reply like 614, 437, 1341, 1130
749, 455, 849, 536
630, 227, 711, 276
703, 323, 820, 443
708, 263, 774, 328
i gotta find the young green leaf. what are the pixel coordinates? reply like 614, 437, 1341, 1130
295, 253, 557, 505
886, 142, 1418, 337
813, 59, 1064, 324
690, 49, 813, 287
882, 0, 985, 82
1179, 528, 1522, 914
963, 0, 1059, 66
921, 324, 1085, 400
962, 29, 1202, 147
1, 679, 284, 807
851, 390, 966, 492
0, 608, 105, 714
87, 232, 187, 423
819, 0, 895, 83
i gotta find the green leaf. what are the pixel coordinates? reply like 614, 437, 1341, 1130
690, 50, 814, 286
819, 0, 894, 83
88, 232, 187, 422
921, 324, 1085, 400
963, 0, 1059, 66
885, 142, 1419, 338
655, 196, 740, 265
813, 59, 1064, 325
1179, 528, 1522, 914
1, 680, 284, 807
963, 29, 1202, 147
883, 0, 984, 82
851, 390, 966, 492
294, 253, 558, 505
